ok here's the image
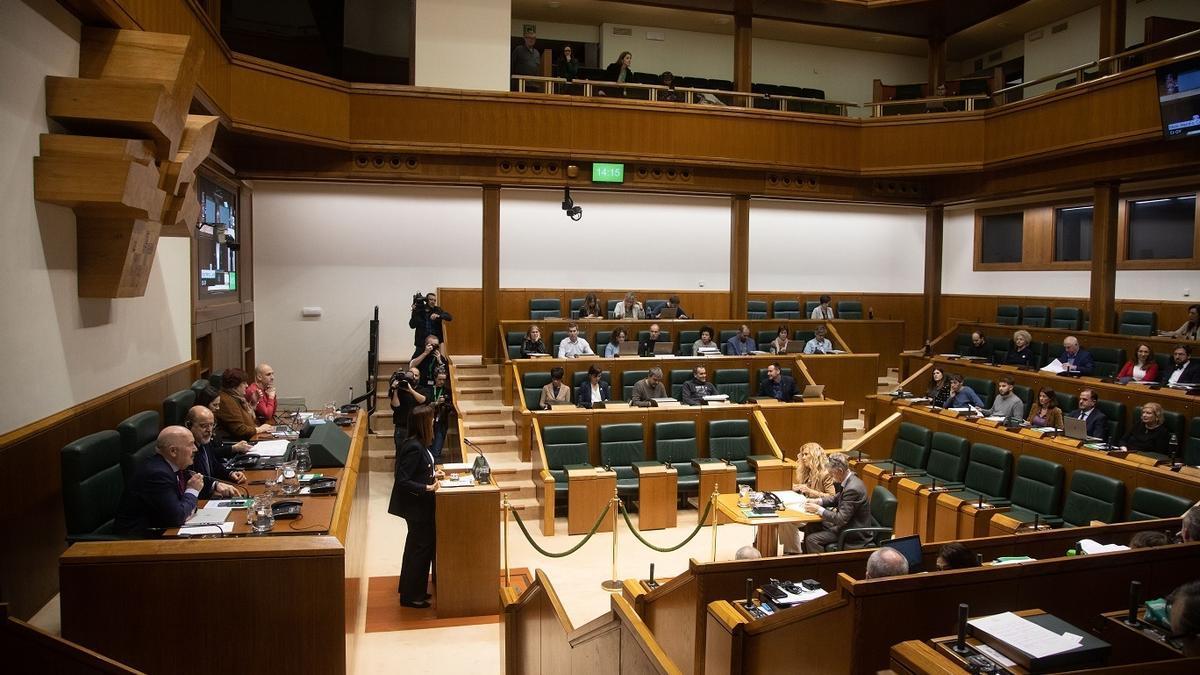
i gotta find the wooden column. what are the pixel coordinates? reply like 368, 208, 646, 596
1090, 182, 1119, 334
482, 185, 500, 362
1099, 0, 1127, 62
733, 0, 752, 92
928, 34, 946, 90
730, 195, 750, 318
924, 205, 944, 341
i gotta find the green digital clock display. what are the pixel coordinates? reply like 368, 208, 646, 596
592, 163, 625, 183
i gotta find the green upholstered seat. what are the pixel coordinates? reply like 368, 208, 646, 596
189, 378, 209, 399
1006, 456, 1065, 526
756, 331, 778, 350
1118, 310, 1156, 336
828, 485, 896, 551
551, 331, 570, 357
655, 421, 700, 494
529, 298, 561, 320
997, 305, 1020, 325
61, 430, 125, 540
542, 425, 590, 497
793, 330, 815, 344
947, 443, 1013, 504
569, 298, 585, 319
804, 300, 820, 315
707, 419, 756, 487
718, 330, 738, 352
910, 432, 969, 487
606, 299, 620, 316
1128, 487, 1193, 521
645, 299, 667, 315
837, 301, 863, 319
678, 331, 699, 356
116, 410, 160, 483
669, 370, 692, 399
1055, 391, 1079, 416
1133, 405, 1185, 461
572, 370, 610, 389
594, 330, 612, 349
1061, 470, 1125, 527
954, 333, 973, 356
507, 332, 524, 360
713, 369, 749, 404
162, 389, 196, 427
747, 300, 767, 320
523, 372, 552, 410
963, 377, 995, 404
986, 336, 1010, 362
622, 370, 648, 401
1090, 347, 1126, 378
773, 300, 801, 319
1023, 305, 1049, 327
889, 422, 932, 472
1187, 417, 1200, 467
1095, 400, 1126, 443
600, 423, 645, 498
1012, 385, 1032, 411
1051, 307, 1082, 330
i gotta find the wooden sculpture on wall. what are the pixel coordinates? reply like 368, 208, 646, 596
34, 27, 218, 298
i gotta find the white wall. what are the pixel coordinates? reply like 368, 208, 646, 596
749, 200, 926, 292
952, 38, 1024, 80
1023, 6, 1101, 97
600, 22, 734, 81
942, 206, 1200, 301
511, 19, 599, 44
499, 189, 731, 289
413, 0, 509, 90
1126, 0, 1200, 48
0, 0, 191, 435
252, 182, 482, 407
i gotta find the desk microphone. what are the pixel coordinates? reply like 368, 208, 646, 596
953, 603, 970, 654
977, 493, 985, 509
463, 438, 492, 484
1126, 580, 1142, 626
649, 563, 655, 585
744, 577, 754, 608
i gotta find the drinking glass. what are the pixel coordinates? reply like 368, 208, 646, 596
737, 484, 751, 509
279, 461, 300, 495
264, 465, 281, 494
248, 494, 275, 533
293, 446, 312, 474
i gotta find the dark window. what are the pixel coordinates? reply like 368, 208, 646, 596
980, 212, 1023, 263
196, 175, 239, 296
1127, 195, 1196, 260
1054, 206, 1092, 261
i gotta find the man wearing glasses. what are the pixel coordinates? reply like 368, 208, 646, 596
185, 405, 249, 499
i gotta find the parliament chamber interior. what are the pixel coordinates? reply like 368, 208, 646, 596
6, 0, 1200, 673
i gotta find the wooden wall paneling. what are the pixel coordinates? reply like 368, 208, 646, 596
1024, 205, 1053, 266
859, 115, 985, 175
940, 297, 1199, 340
0, 361, 198, 620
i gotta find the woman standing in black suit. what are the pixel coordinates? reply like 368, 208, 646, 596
388, 405, 441, 608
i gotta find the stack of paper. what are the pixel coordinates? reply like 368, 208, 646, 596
1041, 360, 1066, 374
969, 612, 1084, 658
1077, 538, 1130, 554
772, 490, 807, 509
251, 439, 291, 457
185, 506, 232, 527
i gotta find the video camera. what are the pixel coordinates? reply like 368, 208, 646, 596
390, 369, 417, 391
412, 292, 428, 310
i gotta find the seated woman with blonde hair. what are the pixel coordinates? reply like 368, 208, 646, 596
793, 442, 836, 499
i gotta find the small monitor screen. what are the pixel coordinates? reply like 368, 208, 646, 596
882, 534, 924, 573
1157, 57, 1200, 139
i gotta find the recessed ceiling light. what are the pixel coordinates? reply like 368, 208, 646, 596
870, 35, 884, 42
547, 1, 561, 7
714, 16, 731, 25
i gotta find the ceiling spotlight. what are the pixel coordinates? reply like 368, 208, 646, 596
561, 186, 583, 221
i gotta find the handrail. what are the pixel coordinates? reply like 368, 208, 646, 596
1099, 26, 1200, 68
511, 74, 858, 115
868, 94, 989, 116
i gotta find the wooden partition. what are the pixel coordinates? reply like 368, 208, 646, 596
3, 603, 140, 674
704, 540, 1200, 674
627, 518, 1181, 675
58, 412, 367, 675
939, 302, 1195, 339
501, 569, 682, 674
0, 360, 198, 620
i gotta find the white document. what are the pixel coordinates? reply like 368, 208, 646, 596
968, 612, 1083, 659
772, 490, 807, 509
1040, 359, 1066, 374
949, 407, 972, 412
985, 415, 1008, 422
1077, 538, 1130, 554
186, 506, 232, 527
440, 462, 473, 472
251, 439, 291, 457
439, 476, 477, 489
702, 394, 730, 402
938, 353, 961, 359
179, 522, 234, 536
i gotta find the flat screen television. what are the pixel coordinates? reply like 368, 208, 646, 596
1157, 56, 1200, 139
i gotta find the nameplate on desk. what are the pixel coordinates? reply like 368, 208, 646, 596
1124, 453, 1161, 467
976, 418, 1003, 428
940, 408, 967, 418
1020, 428, 1049, 439
894, 398, 914, 407
1052, 436, 1083, 448
1105, 449, 1130, 459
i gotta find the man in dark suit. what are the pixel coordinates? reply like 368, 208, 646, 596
1055, 336, 1095, 375
801, 453, 873, 553
1163, 345, 1200, 386
575, 365, 611, 409
758, 363, 799, 402
184, 405, 248, 499
114, 426, 205, 536
1066, 388, 1108, 440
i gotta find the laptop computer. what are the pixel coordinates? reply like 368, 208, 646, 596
657, 307, 678, 319
802, 384, 825, 399
619, 341, 640, 356
653, 341, 675, 355
1063, 415, 1090, 441
882, 534, 924, 572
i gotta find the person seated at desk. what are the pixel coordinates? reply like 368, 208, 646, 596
578, 293, 604, 319
1026, 387, 1064, 429
638, 323, 665, 356
865, 547, 909, 579
576, 365, 611, 409
411, 335, 448, 386
935, 542, 979, 571
779, 443, 836, 554
811, 294, 835, 320
926, 367, 951, 407
759, 363, 798, 401
604, 327, 628, 358
680, 365, 718, 405
1129, 530, 1170, 549
215, 368, 274, 441
184, 406, 248, 499
1120, 402, 1171, 457
768, 325, 790, 354
612, 291, 645, 319
693, 326, 718, 354
966, 331, 990, 359
521, 324, 547, 358
800, 453, 871, 553
1006, 330, 1036, 368
1119, 343, 1159, 382
655, 295, 689, 319
1167, 580, 1200, 657
1163, 345, 1200, 386
1066, 388, 1108, 440
629, 367, 666, 407
982, 375, 1024, 419
244, 363, 277, 424
539, 366, 572, 408
1170, 304, 1200, 340
1053, 336, 1094, 375
558, 322, 594, 359
947, 374, 983, 408
113, 426, 207, 536
725, 324, 755, 355
804, 325, 834, 354
195, 384, 220, 413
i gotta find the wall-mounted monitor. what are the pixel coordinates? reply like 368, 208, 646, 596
1157, 56, 1200, 139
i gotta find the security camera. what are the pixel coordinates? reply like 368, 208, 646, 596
561, 186, 583, 221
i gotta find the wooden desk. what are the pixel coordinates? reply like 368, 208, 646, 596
714, 493, 820, 556
435, 480, 501, 617
566, 467, 616, 535
1095, 608, 1185, 666
633, 464, 677, 531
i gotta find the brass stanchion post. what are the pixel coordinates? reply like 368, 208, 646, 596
601, 489, 622, 592
709, 485, 720, 562
502, 493, 511, 586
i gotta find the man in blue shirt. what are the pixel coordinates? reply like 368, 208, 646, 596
804, 325, 834, 354
725, 324, 756, 355
947, 374, 983, 408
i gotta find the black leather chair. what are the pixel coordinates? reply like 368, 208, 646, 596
678, 331, 699, 356
713, 369, 749, 404
963, 377, 995, 405
621, 370, 649, 401
1187, 417, 1200, 467
1127, 487, 1193, 521
655, 421, 699, 497
1094, 399, 1126, 443
506, 331, 524, 360
61, 430, 126, 541
523, 372, 552, 410
1090, 347, 1126, 378
882, 422, 932, 473
669, 370, 691, 399
116, 410, 160, 483
908, 432, 969, 488
1051, 307, 1083, 330
1061, 470, 1125, 527
162, 389, 196, 427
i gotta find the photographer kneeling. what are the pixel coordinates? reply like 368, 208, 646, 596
389, 367, 427, 452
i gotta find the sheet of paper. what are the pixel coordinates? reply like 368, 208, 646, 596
251, 439, 291, 457
1078, 538, 1130, 554
439, 462, 473, 472
179, 522, 234, 536
985, 415, 1007, 422
1040, 359, 1066, 374
772, 490, 807, 509
968, 612, 1083, 659
990, 556, 1035, 565
439, 477, 477, 489
938, 353, 961, 359
186, 506, 232, 526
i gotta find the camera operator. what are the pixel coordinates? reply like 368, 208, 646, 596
389, 367, 427, 451
411, 335, 448, 386
419, 367, 454, 461
409, 292, 453, 349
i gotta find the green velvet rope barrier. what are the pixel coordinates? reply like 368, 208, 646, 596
618, 499, 714, 553
509, 500, 612, 558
